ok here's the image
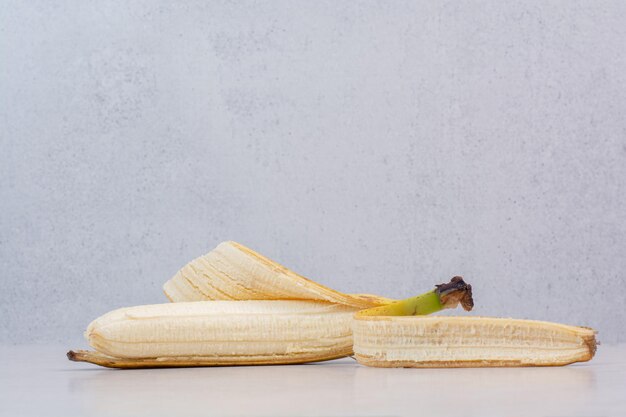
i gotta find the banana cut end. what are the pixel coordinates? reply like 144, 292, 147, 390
582, 331, 598, 359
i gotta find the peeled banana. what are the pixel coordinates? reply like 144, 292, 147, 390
70, 300, 357, 368
68, 241, 597, 368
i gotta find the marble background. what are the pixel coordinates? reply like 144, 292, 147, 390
1, 1, 625, 344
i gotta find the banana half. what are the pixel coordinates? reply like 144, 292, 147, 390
70, 300, 356, 368
353, 316, 596, 367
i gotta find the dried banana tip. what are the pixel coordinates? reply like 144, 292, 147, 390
436, 276, 474, 311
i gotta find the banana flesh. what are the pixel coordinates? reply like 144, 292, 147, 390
353, 316, 596, 367
79, 300, 356, 368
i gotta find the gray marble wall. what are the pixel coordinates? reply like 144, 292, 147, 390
2, 1, 625, 344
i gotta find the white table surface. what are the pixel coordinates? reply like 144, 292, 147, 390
1, 344, 624, 417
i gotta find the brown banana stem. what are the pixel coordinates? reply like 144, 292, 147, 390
436, 276, 474, 311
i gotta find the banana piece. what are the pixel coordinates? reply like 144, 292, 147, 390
353, 316, 597, 367
73, 300, 357, 368
162, 241, 394, 308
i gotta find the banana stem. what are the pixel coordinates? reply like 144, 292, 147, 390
356, 276, 473, 317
